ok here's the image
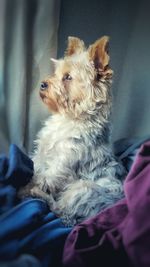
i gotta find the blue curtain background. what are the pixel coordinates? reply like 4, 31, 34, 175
0, 0, 150, 153
0, 0, 61, 153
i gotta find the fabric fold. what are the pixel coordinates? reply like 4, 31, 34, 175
63, 141, 150, 267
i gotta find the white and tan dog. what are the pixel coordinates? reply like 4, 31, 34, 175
21, 36, 126, 226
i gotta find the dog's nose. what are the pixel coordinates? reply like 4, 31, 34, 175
40, 81, 48, 91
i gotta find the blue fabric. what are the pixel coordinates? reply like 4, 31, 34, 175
0, 145, 71, 267
114, 135, 150, 171
0, 254, 42, 267
0, 140, 148, 266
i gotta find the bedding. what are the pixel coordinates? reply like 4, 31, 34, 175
63, 139, 150, 267
0, 136, 150, 267
0, 145, 71, 267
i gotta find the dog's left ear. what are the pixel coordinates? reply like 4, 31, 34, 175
65, 36, 85, 57
88, 36, 113, 77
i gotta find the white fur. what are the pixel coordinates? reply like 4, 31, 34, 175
22, 36, 126, 226
30, 113, 125, 226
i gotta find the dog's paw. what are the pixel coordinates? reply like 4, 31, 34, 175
18, 183, 34, 199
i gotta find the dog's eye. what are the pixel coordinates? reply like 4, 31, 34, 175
62, 73, 72, 81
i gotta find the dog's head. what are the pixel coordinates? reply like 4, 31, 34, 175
40, 36, 113, 118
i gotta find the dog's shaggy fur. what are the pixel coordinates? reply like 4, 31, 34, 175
21, 36, 126, 226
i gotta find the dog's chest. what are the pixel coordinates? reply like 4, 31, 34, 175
33, 116, 82, 172
33, 115, 110, 188
38, 117, 79, 152
32, 116, 88, 191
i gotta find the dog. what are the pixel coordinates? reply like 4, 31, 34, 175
21, 36, 126, 226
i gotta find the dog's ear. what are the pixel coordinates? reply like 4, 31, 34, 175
65, 36, 85, 57
88, 36, 113, 77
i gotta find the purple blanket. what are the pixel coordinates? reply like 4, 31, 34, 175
63, 141, 150, 267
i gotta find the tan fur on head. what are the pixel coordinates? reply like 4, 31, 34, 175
40, 36, 113, 118
65, 36, 85, 56
88, 36, 113, 78
88, 36, 110, 69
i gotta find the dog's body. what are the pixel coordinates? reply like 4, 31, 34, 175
22, 36, 126, 226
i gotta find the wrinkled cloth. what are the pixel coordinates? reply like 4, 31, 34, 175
0, 254, 42, 267
0, 145, 71, 267
114, 135, 150, 171
63, 141, 150, 267
0, 139, 149, 267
